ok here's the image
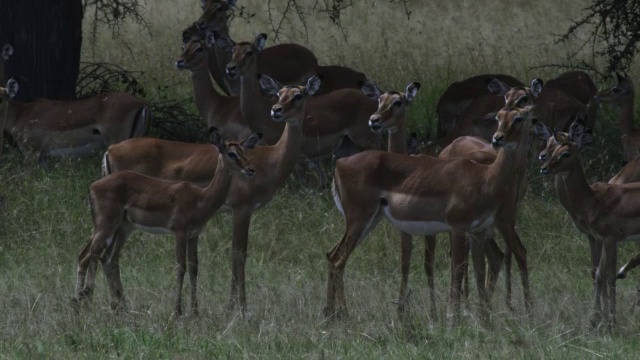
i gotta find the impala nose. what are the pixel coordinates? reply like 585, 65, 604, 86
540, 166, 551, 175
271, 106, 283, 120
538, 153, 548, 162
369, 116, 382, 132
491, 134, 504, 148
244, 167, 256, 177
226, 64, 238, 78
175, 59, 185, 69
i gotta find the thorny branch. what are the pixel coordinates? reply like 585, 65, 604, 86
557, 0, 640, 79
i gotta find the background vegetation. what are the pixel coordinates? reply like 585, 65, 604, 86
2, 0, 640, 358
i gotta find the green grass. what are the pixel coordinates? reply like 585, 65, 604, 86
3, 146, 640, 358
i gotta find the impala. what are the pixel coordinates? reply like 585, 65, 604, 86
0, 89, 150, 166
104, 75, 320, 312
326, 105, 536, 321
221, 33, 381, 159
539, 120, 640, 328
176, 39, 249, 140
436, 74, 522, 140
74, 129, 260, 315
595, 73, 639, 163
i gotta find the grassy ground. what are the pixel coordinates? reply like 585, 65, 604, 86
3, 0, 640, 358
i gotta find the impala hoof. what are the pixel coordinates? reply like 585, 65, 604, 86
323, 306, 348, 320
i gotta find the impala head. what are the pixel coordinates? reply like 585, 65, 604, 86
181, 22, 204, 44
367, 82, 420, 134
487, 78, 542, 108
0, 78, 19, 103
491, 105, 536, 149
2, 44, 13, 61
260, 75, 321, 125
209, 127, 261, 177
225, 33, 266, 79
595, 73, 634, 107
536, 115, 592, 164
175, 40, 208, 70
196, 0, 234, 32
539, 119, 593, 175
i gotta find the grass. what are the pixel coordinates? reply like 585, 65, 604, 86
4, 0, 640, 358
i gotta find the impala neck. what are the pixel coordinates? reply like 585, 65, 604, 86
559, 155, 595, 214
206, 47, 228, 95
239, 67, 272, 134
191, 66, 227, 125
387, 128, 407, 154
272, 117, 304, 185
486, 128, 530, 196
213, 46, 239, 95
619, 95, 635, 133
200, 153, 233, 214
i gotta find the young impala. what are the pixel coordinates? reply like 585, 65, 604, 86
73, 129, 261, 315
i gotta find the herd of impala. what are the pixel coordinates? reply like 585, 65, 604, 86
3, 0, 640, 330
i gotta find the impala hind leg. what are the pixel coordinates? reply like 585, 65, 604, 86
75, 230, 113, 303
601, 240, 618, 329
469, 233, 491, 322
483, 228, 504, 303
324, 211, 382, 319
102, 226, 132, 311
174, 233, 188, 316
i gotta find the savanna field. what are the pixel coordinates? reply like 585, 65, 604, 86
3, 0, 640, 358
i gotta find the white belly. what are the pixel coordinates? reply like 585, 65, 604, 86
133, 224, 172, 234
382, 206, 449, 235
623, 234, 640, 243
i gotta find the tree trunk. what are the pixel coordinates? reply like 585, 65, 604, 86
0, 0, 83, 101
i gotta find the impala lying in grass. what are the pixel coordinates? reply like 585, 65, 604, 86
74, 129, 261, 315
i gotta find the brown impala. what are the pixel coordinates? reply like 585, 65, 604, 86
103, 76, 321, 312
74, 129, 261, 315
538, 120, 640, 328
326, 105, 537, 322
0, 89, 150, 166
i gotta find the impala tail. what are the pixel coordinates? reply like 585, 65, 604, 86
331, 171, 345, 215
101, 151, 111, 177
130, 105, 151, 138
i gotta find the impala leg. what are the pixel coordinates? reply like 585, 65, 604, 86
424, 234, 437, 321
592, 241, 604, 327
447, 230, 469, 324
397, 231, 413, 315
496, 220, 530, 313
187, 236, 200, 315
325, 211, 381, 319
75, 230, 112, 302
174, 233, 188, 316
602, 240, 618, 328
589, 235, 601, 280
470, 232, 491, 322
229, 207, 252, 313
103, 227, 131, 311
483, 228, 504, 303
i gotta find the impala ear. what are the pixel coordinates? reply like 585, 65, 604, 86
5, 78, 18, 99
530, 78, 543, 97
2, 43, 14, 61
223, 0, 237, 7
306, 75, 321, 96
486, 78, 511, 96
568, 115, 593, 150
200, 0, 207, 10
209, 127, 226, 151
241, 132, 263, 149
533, 121, 553, 141
405, 82, 420, 104
255, 33, 267, 51
258, 74, 281, 96
359, 80, 382, 100
207, 30, 234, 51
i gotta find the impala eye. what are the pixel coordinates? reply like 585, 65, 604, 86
227, 151, 238, 158
394, 100, 403, 107
246, 50, 254, 57
292, 93, 302, 101
513, 116, 523, 122
196, 47, 204, 53
560, 151, 571, 159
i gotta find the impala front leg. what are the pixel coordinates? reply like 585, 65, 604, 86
602, 240, 618, 329
102, 227, 130, 311
470, 232, 491, 322
447, 230, 469, 324
229, 206, 253, 313
424, 234, 437, 321
187, 236, 200, 315
174, 233, 188, 316
397, 231, 413, 315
